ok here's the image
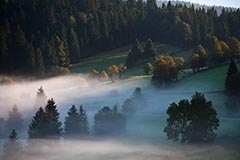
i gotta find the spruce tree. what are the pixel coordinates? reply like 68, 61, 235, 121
34, 86, 47, 111
5, 105, 23, 132
143, 38, 156, 59
35, 48, 45, 74
45, 99, 62, 138
28, 107, 48, 138
79, 105, 89, 135
132, 38, 143, 60
56, 36, 70, 67
64, 105, 81, 135
227, 58, 238, 77
2, 130, 24, 160
69, 28, 81, 62
94, 106, 126, 135
28, 99, 62, 139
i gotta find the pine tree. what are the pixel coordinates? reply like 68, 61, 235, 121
2, 130, 24, 160
69, 28, 81, 62
26, 42, 35, 71
35, 48, 45, 74
79, 105, 89, 135
227, 58, 238, 77
5, 105, 23, 132
132, 38, 143, 60
34, 86, 47, 111
64, 105, 81, 135
45, 99, 62, 138
94, 106, 126, 135
0, 26, 8, 72
143, 38, 156, 59
56, 36, 70, 67
28, 99, 62, 139
28, 107, 48, 138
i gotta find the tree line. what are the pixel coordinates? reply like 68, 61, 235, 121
1, 91, 220, 160
123, 35, 240, 85
0, 0, 240, 74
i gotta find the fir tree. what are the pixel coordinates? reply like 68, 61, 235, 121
79, 105, 89, 135
28, 99, 62, 139
5, 105, 23, 132
34, 86, 47, 111
94, 106, 126, 135
143, 38, 156, 59
35, 48, 45, 74
45, 99, 62, 138
132, 38, 143, 60
2, 130, 24, 160
227, 58, 238, 77
64, 105, 81, 135
28, 107, 48, 138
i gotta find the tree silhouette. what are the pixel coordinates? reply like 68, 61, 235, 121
28, 99, 62, 139
2, 130, 24, 160
5, 105, 23, 132
34, 86, 47, 111
79, 105, 89, 135
226, 58, 238, 77
45, 99, 62, 138
65, 105, 80, 135
94, 106, 126, 135
122, 87, 146, 116
225, 60, 240, 112
164, 92, 219, 143
64, 105, 89, 136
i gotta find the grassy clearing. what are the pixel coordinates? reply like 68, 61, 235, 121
69, 43, 193, 74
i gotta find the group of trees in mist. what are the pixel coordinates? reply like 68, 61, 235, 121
143, 35, 240, 85
90, 64, 127, 82
225, 59, 240, 112
122, 87, 147, 115
1, 0, 240, 74
190, 36, 240, 70
126, 38, 156, 67
29, 99, 126, 139
164, 92, 219, 143
0, 88, 222, 159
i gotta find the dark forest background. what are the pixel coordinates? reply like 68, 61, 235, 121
0, 0, 239, 74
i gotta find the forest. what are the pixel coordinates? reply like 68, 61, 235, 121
0, 0, 240, 74
0, 0, 240, 160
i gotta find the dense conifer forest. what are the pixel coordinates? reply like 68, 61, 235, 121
0, 0, 240, 74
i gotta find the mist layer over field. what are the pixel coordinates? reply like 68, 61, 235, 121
0, 73, 240, 160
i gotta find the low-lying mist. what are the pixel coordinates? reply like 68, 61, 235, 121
0, 74, 240, 160
1, 138, 240, 160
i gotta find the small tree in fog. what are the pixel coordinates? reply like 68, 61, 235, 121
164, 92, 219, 143
28, 107, 48, 138
2, 130, 24, 160
34, 86, 47, 111
122, 87, 147, 115
226, 58, 238, 77
5, 105, 23, 132
44, 99, 62, 138
28, 98, 62, 139
79, 105, 89, 135
0, 118, 6, 137
225, 59, 240, 112
65, 105, 80, 135
144, 63, 153, 75
64, 105, 89, 135
94, 106, 126, 135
